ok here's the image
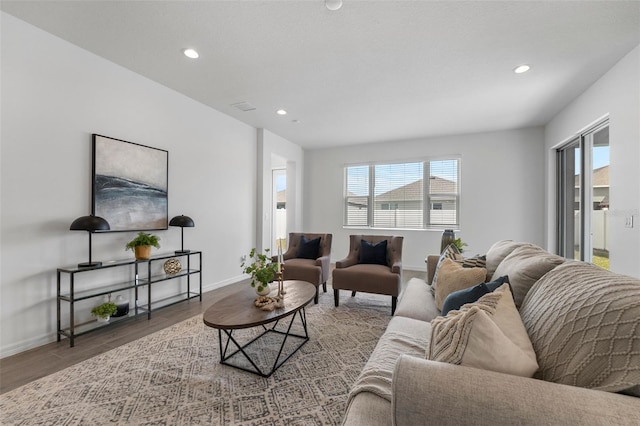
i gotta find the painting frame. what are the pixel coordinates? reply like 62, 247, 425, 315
92, 134, 168, 232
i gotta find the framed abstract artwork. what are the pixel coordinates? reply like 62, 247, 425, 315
92, 134, 168, 231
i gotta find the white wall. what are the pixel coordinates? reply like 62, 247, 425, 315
304, 128, 546, 270
544, 45, 640, 278
0, 13, 258, 357
256, 129, 304, 253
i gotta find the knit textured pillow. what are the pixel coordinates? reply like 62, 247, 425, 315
520, 261, 640, 393
428, 284, 538, 377
434, 258, 486, 311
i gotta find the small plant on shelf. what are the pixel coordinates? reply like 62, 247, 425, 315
125, 232, 160, 260
241, 248, 278, 294
90, 302, 118, 321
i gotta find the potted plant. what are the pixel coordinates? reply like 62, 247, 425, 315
125, 232, 160, 260
91, 302, 118, 323
241, 248, 278, 295
452, 237, 468, 253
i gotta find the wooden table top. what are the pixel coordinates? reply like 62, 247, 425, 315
202, 280, 316, 330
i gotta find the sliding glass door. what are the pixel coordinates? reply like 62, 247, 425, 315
557, 121, 610, 269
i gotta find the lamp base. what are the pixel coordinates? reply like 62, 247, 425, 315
78, 261, 102, 268
174, 249, 191, 255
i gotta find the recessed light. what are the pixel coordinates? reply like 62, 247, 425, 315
325, 0, 343, 11
183, 48, 199, 59
514, 64, 531, 74
276, 109, 287, 115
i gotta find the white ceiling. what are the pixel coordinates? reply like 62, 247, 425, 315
2, 1, 639, 149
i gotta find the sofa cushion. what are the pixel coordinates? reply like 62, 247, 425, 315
440, 275, 510, 316
485, 240, 533, 279
394, 277, 440, 322
520, 261, 640, 394
428, 284, 538, 377
434, 258, 486, 311
296, 235, 321, 259
491, 244, 565, 308
359, 239, 388, 265
431, 244, 463, 294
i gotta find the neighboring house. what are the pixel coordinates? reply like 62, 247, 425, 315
345, 176, 458, 228
575, 165, 609, 210
375, 176, 457, 211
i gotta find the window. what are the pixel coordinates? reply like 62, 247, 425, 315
344, 159, 459, 229
557, 120, 609, 269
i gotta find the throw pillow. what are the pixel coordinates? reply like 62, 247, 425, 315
455, 254, 487, 269
428, 284, 539, 378
359, 239, 388, 265
297, 235, 321, 259
491, 244, 565, 308
434, 258, 487, 311
431, 244, 463, 293
441, 275, 510, 316
485, 240, 530, 279
520, 261, 640, 393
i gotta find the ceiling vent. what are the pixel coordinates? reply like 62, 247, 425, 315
231, 101, 256, 112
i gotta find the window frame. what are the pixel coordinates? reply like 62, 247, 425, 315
343, 157, 460, 230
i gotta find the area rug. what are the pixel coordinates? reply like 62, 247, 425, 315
0, 288, 392, 425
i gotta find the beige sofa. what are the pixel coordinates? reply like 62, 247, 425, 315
342, 240, 640, 426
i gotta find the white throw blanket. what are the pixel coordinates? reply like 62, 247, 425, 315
347, 331, 428, 403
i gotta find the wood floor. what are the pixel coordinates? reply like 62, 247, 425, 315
0, 270, 424, 395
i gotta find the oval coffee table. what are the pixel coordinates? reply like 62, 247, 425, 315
203, 280, 316, 377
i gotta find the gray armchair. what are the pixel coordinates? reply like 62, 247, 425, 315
277, 232, 332, 304
332, 235, 403, 315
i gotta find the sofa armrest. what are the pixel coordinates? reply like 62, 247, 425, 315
425, 255, 439, 285
392, 355, 640, 426
390, 260, 402, 274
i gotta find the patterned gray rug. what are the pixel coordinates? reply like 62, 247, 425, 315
0, 288, 392, 425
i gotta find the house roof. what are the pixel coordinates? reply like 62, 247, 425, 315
2, 1, 638, 149
575, 165, 609, 187
376, 176, 456, 202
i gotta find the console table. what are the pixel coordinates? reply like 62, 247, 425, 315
57, 251, 202, 347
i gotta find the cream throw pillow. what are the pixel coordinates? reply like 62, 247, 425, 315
434, 258, 486, 311
428, 284, 539, 378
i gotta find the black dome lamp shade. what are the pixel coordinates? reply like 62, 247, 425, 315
70, 215, 110, 268
169, 215, 195, 254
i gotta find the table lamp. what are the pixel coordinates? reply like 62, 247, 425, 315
169, 215, 195, 254
70, 215, 110, 267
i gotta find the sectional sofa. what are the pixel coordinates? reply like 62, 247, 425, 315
341, 240, 640, 425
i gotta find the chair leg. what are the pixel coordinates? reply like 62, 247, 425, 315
351, 291, 356, 297
314, 286, 319, 304
392, 296, 397, 316
334, 289, 339, 307
322, 281, 327, 293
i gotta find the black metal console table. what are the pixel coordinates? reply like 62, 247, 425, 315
57, 251, 202, 347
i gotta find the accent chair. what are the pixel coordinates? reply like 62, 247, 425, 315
277, 232, 332, 304
332, 235, 403, 315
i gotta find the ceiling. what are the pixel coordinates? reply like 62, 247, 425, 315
2, 1, 639, 149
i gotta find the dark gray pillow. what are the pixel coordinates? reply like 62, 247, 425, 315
297, 236, 321, 259
441, 275, 510, 316
359, 239, 387, 265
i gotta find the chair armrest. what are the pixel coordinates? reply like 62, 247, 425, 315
390, 260, 402, 274
315, 255, 330, 268
425, 255, 439, 285
392, 355, 640, 426
336, 256, 358, 268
